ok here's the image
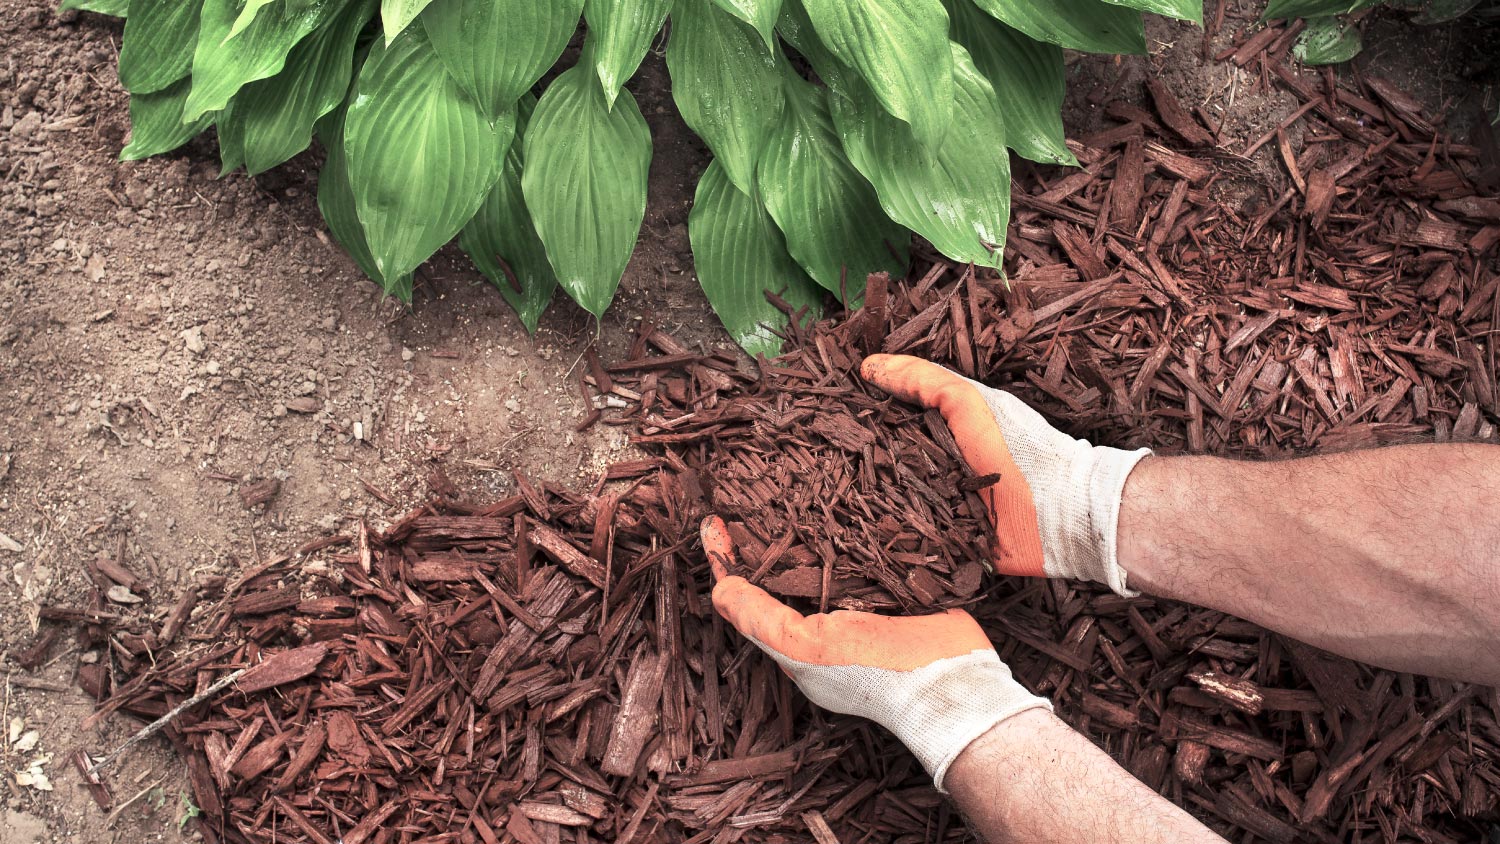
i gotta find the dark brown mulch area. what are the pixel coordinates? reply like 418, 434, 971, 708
68, 36, 1500, 844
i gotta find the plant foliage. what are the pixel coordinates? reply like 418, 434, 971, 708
82, 0, 1202, 356
1264, 0, 1499, 67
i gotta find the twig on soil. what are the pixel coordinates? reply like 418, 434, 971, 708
104, 775, 164, 827
86, 668, 246, 778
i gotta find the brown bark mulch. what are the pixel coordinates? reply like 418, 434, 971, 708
65, 35, 1500, 844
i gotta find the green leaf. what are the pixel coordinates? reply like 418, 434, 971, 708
381, 0, 436, 42
120, 76, 216, 160
1262, 0, 1379, 19
831, 42, 1009, 269
118, 0, 200, 93
316, 108, 414, 298
690, 160, 823, 358
666, 0, 783, 194
584, 0, 674, 108
345, 27, 511, 280
706, 0, 781, 47
799, 0, 952, 148
422, 0, 585, 119
459, 95, 558, 333
522, 62, 652, 318
945, 0, 1073, 166
1293, 15, 1363, 64
757, 73, 906, 300
228, 0, 277, 37
1096, 0, 1200, 24
58, 0, 128, 18
217, 100, 246, 174
183, 0, 343, 121
773, 0, 853, 93
969, 0, 1146, 54
219, 0, 374, 175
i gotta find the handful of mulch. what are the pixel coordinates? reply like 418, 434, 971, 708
655, 280, 995, 614
616, 273, 1001, 616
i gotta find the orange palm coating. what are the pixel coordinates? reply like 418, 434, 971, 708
701, 516, 992, 670
860, 354, 1046, 577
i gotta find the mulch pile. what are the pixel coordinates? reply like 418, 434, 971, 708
627, 274, 996, 615
63, 33, 1500, 844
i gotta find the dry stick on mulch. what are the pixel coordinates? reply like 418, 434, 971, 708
81, 46, 1500, 844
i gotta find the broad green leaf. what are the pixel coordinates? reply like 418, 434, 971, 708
667, 0, 783, 193
422, 0, 585, 119
59, 0, 128, 17
800, 0, 953, 148
1097, 0, 1200, 25
969, 0, 1146, 54
345, 27, 511, 280
118, 0, 200, 93
217, 100, 246, 174
832, 43, 1009, 269
945, 0, 1073, 166
460, 95, 559, 333
1293, 15, 1363, 64
316, 108, 414, 298
757, 73, 907, 300
584, 0, 674, 108
707, 0, 781, 47
120, 76, 215, 160
773, 0, 852, 93
381, 0, 436, 42
522, 62, 652, 318
690, 160, 823, 358
228, 0, 277, 36
1263, 0, 1380, 20
219, 0, 374, 175
183, 0, 343, 121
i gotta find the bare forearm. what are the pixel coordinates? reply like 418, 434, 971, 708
945, 709, 1224, 844
1119, 444, 1500, 684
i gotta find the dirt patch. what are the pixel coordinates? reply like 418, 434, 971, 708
0, 810, 47, 844
1, 4, 721, 838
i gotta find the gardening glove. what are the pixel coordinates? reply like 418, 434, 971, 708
701, 516, 1051, 791
861, 354, 1151, 597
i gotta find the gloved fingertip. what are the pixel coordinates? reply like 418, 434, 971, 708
862, 355, 966, 410
860, 353, 922, 397
700, 515, 735, 581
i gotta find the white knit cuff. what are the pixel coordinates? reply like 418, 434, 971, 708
1040, 443, 1151, 597
1089, 447, 1152, 598
753, 643, 1052, 792
907, 651, 1053, 792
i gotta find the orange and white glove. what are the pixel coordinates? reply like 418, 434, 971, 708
702, 516, 1051, 790
862, 354, 1151, 597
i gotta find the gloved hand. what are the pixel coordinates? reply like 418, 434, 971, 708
861, 354, 1151, 597
701, 516, 1051, 791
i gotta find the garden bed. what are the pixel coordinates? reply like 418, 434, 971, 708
38, 12, 1500, 844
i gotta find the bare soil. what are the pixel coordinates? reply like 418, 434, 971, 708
0, 0, 1489, 839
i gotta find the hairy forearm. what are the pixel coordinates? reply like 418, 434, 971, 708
945, 709, 1225, 843
1119, 444, 1500, 684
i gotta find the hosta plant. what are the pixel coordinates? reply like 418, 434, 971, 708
1264, 0, 1499, 65
65, 0, 1202, 356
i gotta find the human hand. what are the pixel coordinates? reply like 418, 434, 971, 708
701, 516, 1050, 790
861, 354, 1151, 596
